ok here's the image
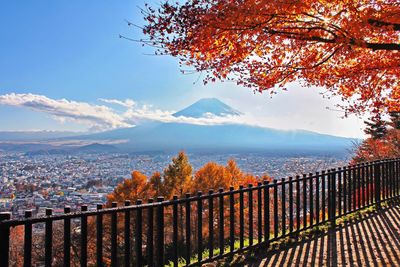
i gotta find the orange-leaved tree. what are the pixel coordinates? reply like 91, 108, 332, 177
353, 112, 400, 163
162, 151, 193, 199
141, 0, 400, 114
107, 170, 154, 204
353, 128, 400, 162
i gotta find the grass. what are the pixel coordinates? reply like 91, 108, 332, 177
166, 200, 394, 266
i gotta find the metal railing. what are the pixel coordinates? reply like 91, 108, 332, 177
0, 158, 399, 266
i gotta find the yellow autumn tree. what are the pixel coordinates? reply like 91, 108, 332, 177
162, 151, 193, 199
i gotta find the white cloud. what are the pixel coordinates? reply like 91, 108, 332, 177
98, 98, 136, 108
98, 97, 253, 126
0, 93, 132, 131
0, 93, 251, 131
122, 107, 245, 125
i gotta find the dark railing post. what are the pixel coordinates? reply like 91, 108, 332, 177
248, 184, 253, 246
281, 178, 286, 236
327, 170, 331, 223
197, 192, 203, 263
185, 193, 191, 265
263, 180, 270, 247
315, 173, 320, 224
370, 163, 374, 204
396, 160, 399, 196
24, 210, 33, 267
391, 160, 395, 198
64, 206, 71, 267
392, 159, 395, 198
0, 212, 11, 267
136, 200, 143, 267
218, 189, 224, 256
208, 190, 214, 258
330, 169, 336, 226
111, 202, 118, 267
321, 171, 326, 221
124, 200, 131, 267
45, 208, 53, 267
288, 177, 294, 234
381, 160, 385, 201
357, 164, 362, 209
381, 159, 389, 200
348, 167, 352, 212
96, 204, 103, 267
386, 160, 390, 199
343, 167, 347, 214
172, 196, 178, 267
375, 161, 381, 207
309, 173, 313, 226
338, 168, 342, 215
295, 176, 300, 230
352, 166, 357, 211
146, 199, 154, 267
361, 164, 365, 207
80, 206, 88, 267
273, 179, 279, 237
257, 183, 262, 245
239, 185, 244, 248
395, 159, 400, 196
229, 186, 235, 252
302, 175, 307, 228
156, 197, 165, 267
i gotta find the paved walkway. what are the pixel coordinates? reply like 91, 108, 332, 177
246, 204, 400, 267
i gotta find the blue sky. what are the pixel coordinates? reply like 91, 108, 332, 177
0, 1, 366, 137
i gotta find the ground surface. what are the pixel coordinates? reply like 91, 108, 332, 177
244, 204, 400, 267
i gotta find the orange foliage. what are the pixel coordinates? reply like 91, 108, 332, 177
9, 226, 24, 266
142, 0, 400, 114
353, 129, 400, 163
193, 159, 263, 192
107, 170, 154, 205
107, 152, 269, 203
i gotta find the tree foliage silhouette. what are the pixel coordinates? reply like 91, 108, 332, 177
141, 0, 400, 114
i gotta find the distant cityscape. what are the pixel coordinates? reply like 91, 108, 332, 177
0, 151, 349, 217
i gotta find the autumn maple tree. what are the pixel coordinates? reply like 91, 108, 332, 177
353, 112, 400, 162
141, 0, 400, 114
107, 170, 154, 204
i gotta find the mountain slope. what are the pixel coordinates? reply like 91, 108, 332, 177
80, 122, 354, 155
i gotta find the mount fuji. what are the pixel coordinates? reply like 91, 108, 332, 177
0, 98, 356, 155
67, 98, 355, 155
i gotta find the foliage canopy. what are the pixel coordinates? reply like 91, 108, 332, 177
142, 0, 400, 115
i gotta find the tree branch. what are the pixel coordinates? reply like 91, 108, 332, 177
367, 19, 400, 31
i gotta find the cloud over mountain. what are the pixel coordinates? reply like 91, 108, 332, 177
0, 93, 132, 131
0, 93, 246, 131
